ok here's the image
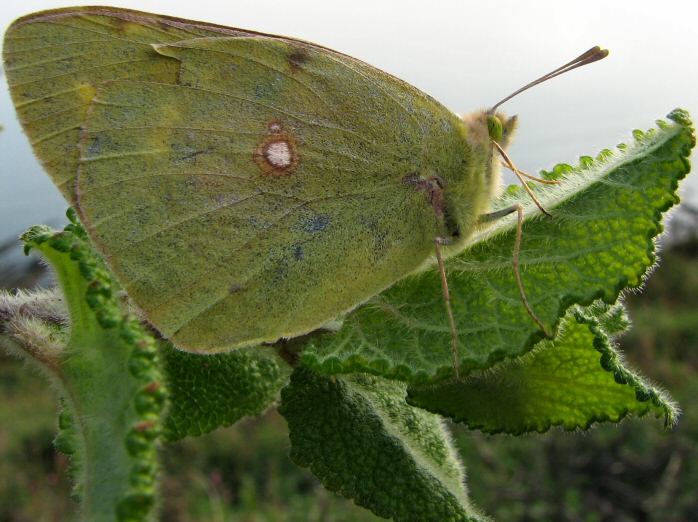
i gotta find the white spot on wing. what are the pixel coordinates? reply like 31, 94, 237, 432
265, 141, 292, 168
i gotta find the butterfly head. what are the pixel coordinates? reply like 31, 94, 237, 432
484, 111, 517, 199
460, 110, 517, 150
483, 111, 517, 198
486, 112, 518, 149
454, 109, 518, 220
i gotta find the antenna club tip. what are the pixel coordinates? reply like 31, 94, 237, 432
591, 46, 610, 59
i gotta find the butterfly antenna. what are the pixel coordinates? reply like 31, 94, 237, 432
489, 46, 608, 113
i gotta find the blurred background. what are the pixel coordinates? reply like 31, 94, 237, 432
1, 1, 697, 520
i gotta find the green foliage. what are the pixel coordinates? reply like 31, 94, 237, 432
1, 108, 694, 522
301, 110, 695, 383
4, 231, 698, 522
279, 368, 485, 522
11, 215, 297, 518
162, 346, 290, 441
407, 306, 676, 434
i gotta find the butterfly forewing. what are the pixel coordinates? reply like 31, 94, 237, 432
2, 7, 255, 203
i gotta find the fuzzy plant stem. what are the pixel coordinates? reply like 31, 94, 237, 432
17, 217, 166, 522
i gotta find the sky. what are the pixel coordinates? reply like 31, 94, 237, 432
1, 0, 697, 244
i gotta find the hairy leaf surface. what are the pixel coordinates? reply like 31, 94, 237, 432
162, 345, 289, 441
406, 305, 678, 434
279, 368, 486, 522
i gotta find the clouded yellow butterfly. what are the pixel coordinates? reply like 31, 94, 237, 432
3, 7, 606, 357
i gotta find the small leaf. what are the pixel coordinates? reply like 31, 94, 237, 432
577, 301, 630, 337
279, 368, 486, 522
162, 345, 290, 441
301, 110, 695, 383
406, 306, 678, 434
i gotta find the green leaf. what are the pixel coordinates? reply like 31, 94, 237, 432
279, 368, 486, 522
301, 110, 695, 383
577, 301, 631, 337
162, 345, 290, 441
406, 305, 678, 434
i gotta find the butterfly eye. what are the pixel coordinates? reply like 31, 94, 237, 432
486, 115, 503, 142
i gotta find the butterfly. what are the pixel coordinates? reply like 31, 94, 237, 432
3, 7, 606, 365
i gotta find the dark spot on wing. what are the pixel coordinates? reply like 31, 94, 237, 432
288, 46, 309, 70
293, 244, 304, 261
229, 283, 245, 294
172, 142, 213, 164
302, 214, 330, 233
179, 148, 210, 162
87, 136, 101, 156
361, 218, 390, 263
372, 230, 389, 263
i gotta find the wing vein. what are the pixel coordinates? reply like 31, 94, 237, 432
5, 39, 122, 53
4, 52, 89, 71
13, 86, 86, 108
8, 57, 158, 87
30, 124, 81, 145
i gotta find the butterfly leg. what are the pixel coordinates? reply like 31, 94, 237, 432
492, 140, 551, 216
500, 161, 560, 185
434, 237, 461, 380
480, 205, 552, 338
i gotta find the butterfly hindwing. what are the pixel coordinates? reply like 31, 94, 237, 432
6, 8, 475, 351
77, 36, 469, 350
